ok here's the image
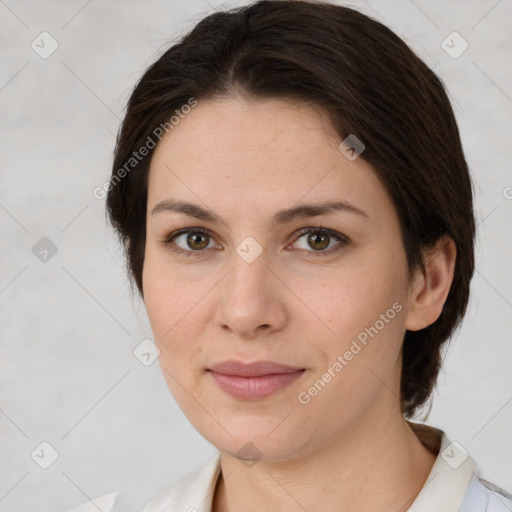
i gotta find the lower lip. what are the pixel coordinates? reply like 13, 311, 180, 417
209, 370, 305, 400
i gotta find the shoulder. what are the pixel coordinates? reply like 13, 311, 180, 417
141, 454, 221, 512
406, 421, 511, 512
459, 474, 512, 511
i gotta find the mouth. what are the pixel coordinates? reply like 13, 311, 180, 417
207, 360, 306, 400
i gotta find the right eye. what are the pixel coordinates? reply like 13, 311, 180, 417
163, 228, 220, 256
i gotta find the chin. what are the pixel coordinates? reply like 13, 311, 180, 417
194, 414, 312, 463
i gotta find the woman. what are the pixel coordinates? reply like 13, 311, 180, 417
77, 0, 512, 510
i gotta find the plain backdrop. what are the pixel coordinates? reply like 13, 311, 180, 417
1, 0, 511, 510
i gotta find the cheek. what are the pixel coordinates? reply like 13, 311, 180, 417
143, 276, 203, 406
142, 257, 211, 379
295, 276, 405, 428
143, 250, 199, 336
142, 270, 184, 376
294, 257, 407, 380
295, 265, 397, 336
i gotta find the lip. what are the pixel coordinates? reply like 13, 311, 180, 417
209, 360, 304, 377
208, 360, 305, 400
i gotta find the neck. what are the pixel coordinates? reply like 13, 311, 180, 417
212, 409, 437, 512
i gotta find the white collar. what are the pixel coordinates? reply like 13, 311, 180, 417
406, 421, 477, 512
143, 422, 481, 512
71, 423, 512, 512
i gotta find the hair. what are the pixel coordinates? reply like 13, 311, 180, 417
106, 0, 475, 418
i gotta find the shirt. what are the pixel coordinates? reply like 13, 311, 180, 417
72, 422, 512, 512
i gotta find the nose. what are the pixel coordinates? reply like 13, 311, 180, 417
213, 246, 288, 339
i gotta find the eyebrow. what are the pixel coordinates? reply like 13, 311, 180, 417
151, 199, 370, 227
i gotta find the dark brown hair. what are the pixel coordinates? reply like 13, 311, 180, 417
106, 0, 475, 418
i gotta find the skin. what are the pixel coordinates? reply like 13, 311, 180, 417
142, 97, 456, 512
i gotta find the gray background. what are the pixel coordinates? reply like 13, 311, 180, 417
1, 0, 511, 511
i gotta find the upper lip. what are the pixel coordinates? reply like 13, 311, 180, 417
208, 360, 305, 377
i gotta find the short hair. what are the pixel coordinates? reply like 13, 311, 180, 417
106, 0, 476, 418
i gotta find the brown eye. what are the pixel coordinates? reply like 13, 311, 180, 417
185, 232, 210, 250
292, 228, 349, 256
307, 232, 330, 251
165, 228, 217, 254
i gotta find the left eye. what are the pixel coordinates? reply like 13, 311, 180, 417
291, 228, 347, 254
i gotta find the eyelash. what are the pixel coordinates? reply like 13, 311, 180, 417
161, 226, 349, 258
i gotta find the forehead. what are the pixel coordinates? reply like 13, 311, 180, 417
152, 96, 338, 162
147, 97, 391, 222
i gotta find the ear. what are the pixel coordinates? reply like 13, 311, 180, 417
405, 235, 457, 331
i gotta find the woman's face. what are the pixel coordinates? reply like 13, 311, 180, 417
143, 97, 418, 461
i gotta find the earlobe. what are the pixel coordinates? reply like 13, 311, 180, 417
405, 235, 457, 332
